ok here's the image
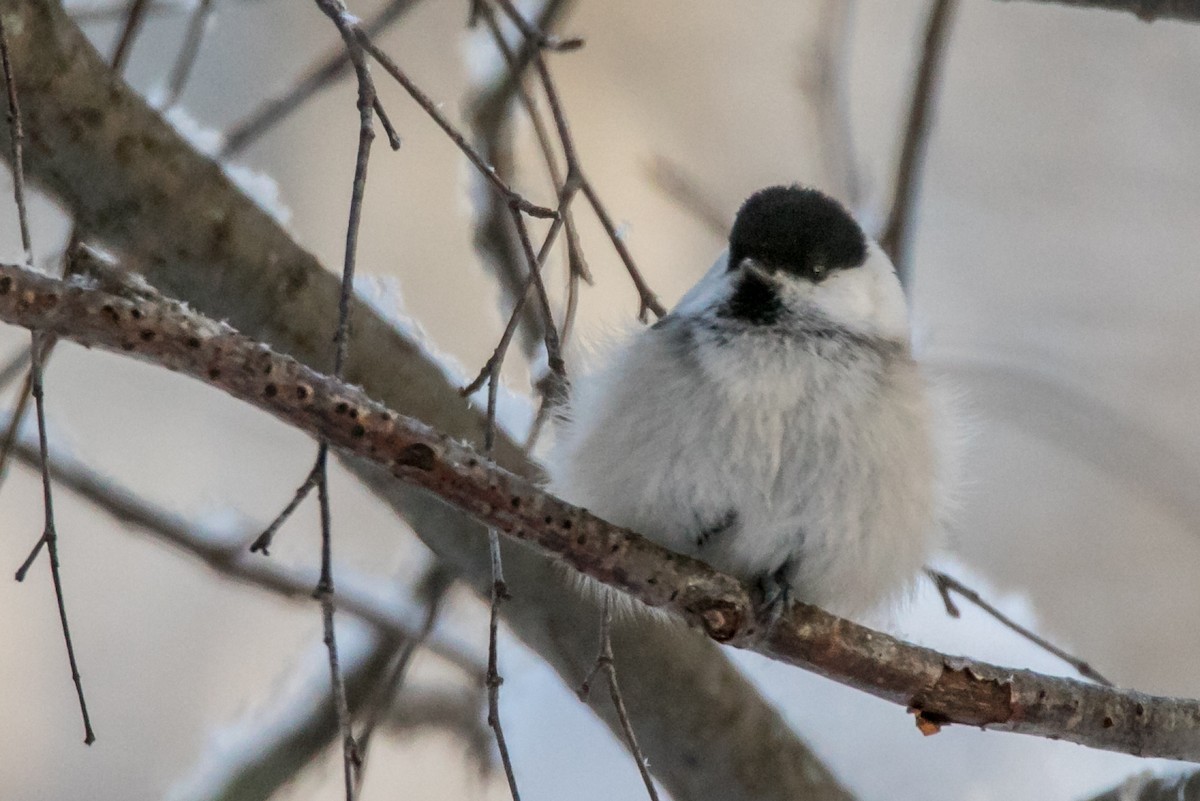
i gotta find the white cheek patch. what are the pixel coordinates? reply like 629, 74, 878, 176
807, 246, 909, 341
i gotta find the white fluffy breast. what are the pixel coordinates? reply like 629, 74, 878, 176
544, 294, 944, 619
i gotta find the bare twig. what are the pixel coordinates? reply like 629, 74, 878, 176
372, 96, 402, 150
491, 0, 665, 320
1, 26, 31, 265
926, 568, 1114, 686
0, 10, 36, 488
459, 190, 573, 399
345, 30, 556, 219
6, 264, 1199, 761
578, 596, 660, 801
879, 0, 958, 287
12, 332, 94, 743
161, 0, 215, 109
476, 287, 524, 799
1, 15, 93, 745
468, 0, 587, 359
108, 0, 152, 72
484, 522, 521, 801
477, 204, 527, 801
249, 459, 322, 553
487, 0, 582, 51
314, 446, 356, 799
220, 0, 425, 157
260, 4, 393, 798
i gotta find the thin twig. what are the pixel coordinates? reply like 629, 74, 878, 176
161, 0, 215, 109
347, 30, 556, 219
249, 459, 322, 553
486, 0, 582, 51
314, 447, 357, 799
14, 333, 95, 743
508, 205, 563, 375
481, 271, 523, 801
464, 1, 581, 459
879, 0, 958, 287
925, 568, 1114, 686
372, 96, 402, 150
491, 0, 665, 320
577, 595, 660, 801
297, 4, 385, 798
249, 1, 384, 553
1, 25, 31, 266
460, 188, 574, 398
109, 0, 153, 73
220, 0, 425, 157
469, 0, 587, 357
1, 15, 93, 745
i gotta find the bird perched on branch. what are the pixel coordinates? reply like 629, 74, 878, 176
546, 185, 952, 620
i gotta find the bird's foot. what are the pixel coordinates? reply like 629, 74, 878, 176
754, 561, 795, 629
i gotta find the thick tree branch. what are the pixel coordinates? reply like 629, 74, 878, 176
3, 263, 1200, 763
0, 2, 847, 798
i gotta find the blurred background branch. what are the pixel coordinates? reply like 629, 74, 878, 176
1086, 771, 1200, 801
998, 0, 1200, 22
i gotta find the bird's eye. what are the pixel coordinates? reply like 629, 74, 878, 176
811, 264, 828, 281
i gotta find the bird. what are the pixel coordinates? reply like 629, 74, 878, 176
544, 185, 949, 620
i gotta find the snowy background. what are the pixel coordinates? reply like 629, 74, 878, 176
1, 1, 1199, 799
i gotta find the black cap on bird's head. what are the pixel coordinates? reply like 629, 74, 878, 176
728, 186, 867, 283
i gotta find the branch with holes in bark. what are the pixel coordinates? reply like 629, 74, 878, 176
2, 262, 1199, 762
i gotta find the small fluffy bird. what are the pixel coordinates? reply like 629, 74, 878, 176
546, 185, 947, 619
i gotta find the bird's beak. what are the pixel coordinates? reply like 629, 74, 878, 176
738, 258, 779, 282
